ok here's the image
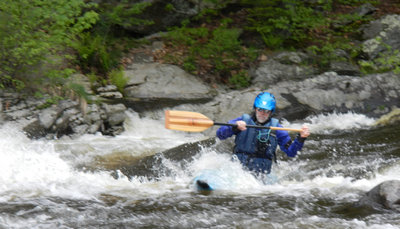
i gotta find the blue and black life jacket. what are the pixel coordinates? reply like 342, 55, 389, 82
234, 114, 279, 161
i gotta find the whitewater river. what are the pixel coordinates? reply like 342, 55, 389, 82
0, 109, 399, 228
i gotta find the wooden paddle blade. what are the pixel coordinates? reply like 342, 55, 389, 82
165, 110, 214, 132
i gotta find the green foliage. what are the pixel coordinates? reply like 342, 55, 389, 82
164, 17, 257, 88
240, 0, 389, 77
0, 75, 25, 90
165, 3, 175, 12
199, 0, 233, 8
336, 0, 378, 4
167, 26, 209, 46
244, 0, 329, 49
40, 68, 77, 94
68, 82, 90, 102
242, 0, 377, 50
109, 68, 128, 93
36, 95, 64, 109
72, 1, 153, 78
97, 1, 153, 30
229, 70, 251, 89
1, 0, 394, 94
306, 40, 356, 70
87, 72, 101, 85
202, 25, 242, 71
72, 33, 120, 74
357, 37, 400, 74
359, 49, 400, 74
183, 57, 197, 72
0, 0, 98, 90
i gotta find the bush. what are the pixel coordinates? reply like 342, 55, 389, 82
244, 0, 329, 49
0, 0, 98, 90
229, 70, 251, 89
359, 49, 400, 74
164, 18, 257, 88
72, 32, 119, 74
109, 68, 128, 93
71, 1, 153, 78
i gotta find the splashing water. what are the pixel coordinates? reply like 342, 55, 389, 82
0, 111, 398, 228
281, 112, 376, 134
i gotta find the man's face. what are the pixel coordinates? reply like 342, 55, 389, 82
255, 108, 271, 123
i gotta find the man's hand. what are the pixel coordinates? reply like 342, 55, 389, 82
236, 120, 247, 131
300, 125, 310, 138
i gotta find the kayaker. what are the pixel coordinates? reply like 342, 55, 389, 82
216, 92, 310, 175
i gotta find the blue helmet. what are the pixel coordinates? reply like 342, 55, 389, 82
253, 92, 276, 112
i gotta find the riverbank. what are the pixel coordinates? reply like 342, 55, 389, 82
2, 7, 400, 140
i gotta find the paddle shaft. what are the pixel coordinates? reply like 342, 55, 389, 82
213, 122, 303, 132
164, 110, 303, 132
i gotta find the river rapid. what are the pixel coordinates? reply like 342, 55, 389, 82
0, 108, 399, 229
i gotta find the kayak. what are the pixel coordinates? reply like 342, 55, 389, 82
192, 169, 231, 192
192, 169, 279, 192
194, 179, 214, 191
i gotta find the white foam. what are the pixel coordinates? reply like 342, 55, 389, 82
0, 110, 392, 203
0, 124, 137, 201
281, 112, 376, 134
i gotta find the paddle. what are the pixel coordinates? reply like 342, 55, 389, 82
165, 110, 303, 132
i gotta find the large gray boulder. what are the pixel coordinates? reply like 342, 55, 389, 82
267, 71, 400, 119
251, 52, 317, 87
195, 71, 400, 124
362, 14, 400, 59
123, 63, 216, 111
357, 180, 400, 211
